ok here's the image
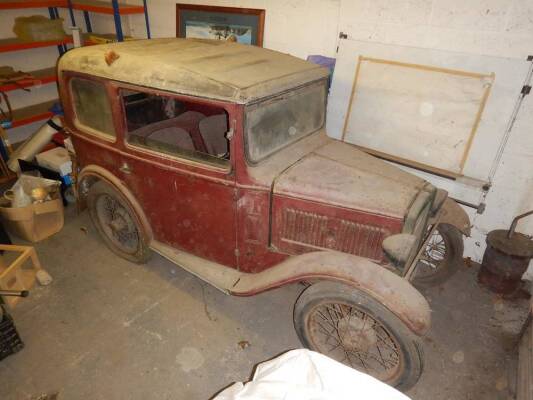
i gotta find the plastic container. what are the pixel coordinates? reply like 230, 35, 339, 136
13, 15, 66, 42
0, 305, 24, 362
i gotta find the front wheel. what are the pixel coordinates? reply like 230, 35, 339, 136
294, 281, 424, 391
412, 223, 464, 287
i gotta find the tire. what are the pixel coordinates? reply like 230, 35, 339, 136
294, 281, 424, 391
87, 181, 151, 264
412, 223, 464, 288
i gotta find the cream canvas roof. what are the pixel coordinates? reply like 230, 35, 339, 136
58, 38, 329, 103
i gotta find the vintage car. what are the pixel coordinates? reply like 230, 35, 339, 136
58, 38, 470, 390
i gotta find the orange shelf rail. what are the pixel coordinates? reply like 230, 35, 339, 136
0, 37, 73, 53
0, 67, 57, 92
0, 0, 67, 9
2, 99, 58, 129
69, 0, 145, 15
0, 0, 144, 15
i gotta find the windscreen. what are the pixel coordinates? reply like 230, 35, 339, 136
245, 81, 327, 163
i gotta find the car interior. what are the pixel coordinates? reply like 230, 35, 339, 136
122, 90, 230, 163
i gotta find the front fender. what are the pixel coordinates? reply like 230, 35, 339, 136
231, 251, 431, 336
438, 198, 471, 236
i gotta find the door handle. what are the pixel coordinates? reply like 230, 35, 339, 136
119, 162, 132, 174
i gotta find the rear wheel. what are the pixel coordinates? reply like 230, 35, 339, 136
412, 223, 464, 287
87, 181, 151, 263
294, 281, 423, 391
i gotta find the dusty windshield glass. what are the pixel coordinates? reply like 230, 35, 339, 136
245, 81, 326, 163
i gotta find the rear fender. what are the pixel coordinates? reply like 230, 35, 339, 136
436, 198, 471, 236
77, 164, 153, 241
231, 251, 431, 335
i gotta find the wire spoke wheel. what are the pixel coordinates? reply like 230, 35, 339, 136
415, 228, 447, 279
294, 282, 423, 390
95, 193, 140, 254
308, 302, 402, 382
412, 223, 464, 287
87, 181, 151, 264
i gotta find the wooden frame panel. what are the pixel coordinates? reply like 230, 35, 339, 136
341, 56, 494, 178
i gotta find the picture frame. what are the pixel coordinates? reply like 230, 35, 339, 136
176, 4, 265, 47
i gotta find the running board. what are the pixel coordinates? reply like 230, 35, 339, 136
151, 241, 431, 334
151, 241, 243, 294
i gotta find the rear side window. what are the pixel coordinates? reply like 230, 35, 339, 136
71, 78, 115, 138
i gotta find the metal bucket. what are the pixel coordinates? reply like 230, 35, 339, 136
479, 211, 533, 295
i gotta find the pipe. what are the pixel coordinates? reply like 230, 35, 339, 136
0, 290, 29, 297
508, 210, 533, 238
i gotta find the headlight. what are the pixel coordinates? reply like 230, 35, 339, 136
382, 233, 417, 267
385, 185, 434, 270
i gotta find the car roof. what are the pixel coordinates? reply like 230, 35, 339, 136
58, 38, 329, 104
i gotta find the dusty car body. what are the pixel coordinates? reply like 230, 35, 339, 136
58, 38, 470, 390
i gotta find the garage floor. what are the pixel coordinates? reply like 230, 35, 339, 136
0, 207, 529, 400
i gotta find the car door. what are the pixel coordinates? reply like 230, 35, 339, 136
112, 84, 238, 268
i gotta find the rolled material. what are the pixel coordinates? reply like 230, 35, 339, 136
7, 116, 62, 173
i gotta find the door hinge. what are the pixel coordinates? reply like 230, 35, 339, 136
521, 85, 531, 96
339, 31, 347, 39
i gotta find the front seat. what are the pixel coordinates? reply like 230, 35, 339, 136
146, 126, 195, 152
199, 114, 229, 157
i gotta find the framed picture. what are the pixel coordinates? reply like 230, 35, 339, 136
176, 4, 265, 46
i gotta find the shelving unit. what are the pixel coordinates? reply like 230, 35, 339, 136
0, 0, 67, 138
0, 67, 57, 92
0, 37, 71, 53
0, 0, 150, 134
70, 0, 145, 15
0, 1, 65, 9
65, 0, 150, 43
6, 99, 58, 128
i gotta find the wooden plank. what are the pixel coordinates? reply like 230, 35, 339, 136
354, 145, 463, 179
0, 36, 72, 53
70, 0, 145, 15
0, 0, 66, 9
1, 99, 58, 129
0, 67, 57, 92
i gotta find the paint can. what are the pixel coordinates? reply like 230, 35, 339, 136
478, 211, 533, 296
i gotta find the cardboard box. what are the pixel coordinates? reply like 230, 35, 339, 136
0, 198, 64, 242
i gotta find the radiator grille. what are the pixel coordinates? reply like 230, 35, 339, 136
281, 208, 388, 260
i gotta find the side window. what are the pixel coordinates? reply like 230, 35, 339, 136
121, 89, 230, 168
71, 78, 115, 138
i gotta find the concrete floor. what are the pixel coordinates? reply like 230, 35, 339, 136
0, 207, 529, 400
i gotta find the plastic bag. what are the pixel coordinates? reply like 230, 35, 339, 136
214, 349, 410, 400
13, 16, 66, 42
11, 185, 31, 208
4, 175, 60, 207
